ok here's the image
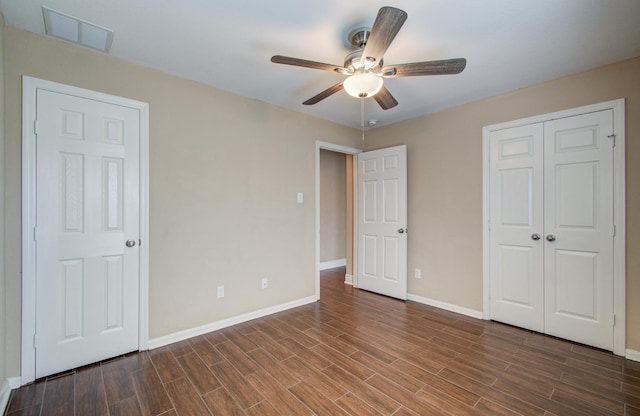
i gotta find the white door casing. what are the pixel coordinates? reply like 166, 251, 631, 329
22, 76, 150, 384
483, 100, 624, 354
543, 110, 614, 350
357, 145, 407, 300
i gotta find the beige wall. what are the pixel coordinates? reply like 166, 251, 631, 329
3, 24, 639, 382
0, 11, 6, 386
364, 56, 640, 351
320, 149, 347, 263
3, 27, 362, 377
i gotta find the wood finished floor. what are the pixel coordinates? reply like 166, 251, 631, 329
6, 267, 640, 415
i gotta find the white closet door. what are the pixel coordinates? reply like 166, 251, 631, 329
543, 110, 614, 350
489, 109, 615, 351
489, 124, 544, 332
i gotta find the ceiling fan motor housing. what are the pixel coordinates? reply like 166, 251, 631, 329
344, 50, 383, 72
348, 27, 371, 48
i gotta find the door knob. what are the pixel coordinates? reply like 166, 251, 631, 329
531, 233, 541, 241
398, 228, 407, 234
125, 239, 136, 247
546, 234, 556, 242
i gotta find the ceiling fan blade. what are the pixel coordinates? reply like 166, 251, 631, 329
361, 7, 408, 67
271, 55, 343, 72
373, 85, 398, 110
382, 58, 467, 78
303, 82, 344, 105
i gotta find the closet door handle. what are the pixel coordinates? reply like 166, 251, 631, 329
546, 234, 556, 242
531, 233, 541, 241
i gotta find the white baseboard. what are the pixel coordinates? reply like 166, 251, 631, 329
147, 296, 317, 350
407, 293, 483, 320
627, 349, 640, 362
319, 258, 346, 270
344, 274, 353, 285
1, 377, 20, 414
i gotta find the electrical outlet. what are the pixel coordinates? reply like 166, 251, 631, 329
261, 278, 268, 289
217, 286, 224, 298
414, 268, 422, 279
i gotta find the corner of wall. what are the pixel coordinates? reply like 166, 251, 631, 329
0, 7, 9, 402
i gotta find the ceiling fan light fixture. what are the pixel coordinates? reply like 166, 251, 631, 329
344, 73, 383, 98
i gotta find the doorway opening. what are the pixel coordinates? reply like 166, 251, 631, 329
315, 141, 362, 299
319, 149, 355, 282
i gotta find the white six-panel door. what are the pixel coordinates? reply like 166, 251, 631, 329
35, 89, 140, 377
489, 109, 615, 350
543, 111, 614, 349
357, 145, 407, 300
489, 123, 544, 332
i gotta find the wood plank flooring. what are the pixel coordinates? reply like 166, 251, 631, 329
6, 267, 640, 415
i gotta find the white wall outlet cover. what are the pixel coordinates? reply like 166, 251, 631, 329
297, 192, 303, 203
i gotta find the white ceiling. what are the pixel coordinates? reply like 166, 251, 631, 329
2, 0, 640, 130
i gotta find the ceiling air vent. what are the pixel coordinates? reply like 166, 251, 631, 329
42, 6, 113, 52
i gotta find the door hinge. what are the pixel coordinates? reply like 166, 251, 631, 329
608, 134, 616, 147
34, 120, 41, 135
33, 226, 37, 241
612, 225, 616, 237
612, 314, 616, 327
33, 334, 37, 349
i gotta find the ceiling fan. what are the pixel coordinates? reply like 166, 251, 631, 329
271, 6, 466, 110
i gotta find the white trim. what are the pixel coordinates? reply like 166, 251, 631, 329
319, 258, 346, 270
1, 380, 11, 414
138, 97, 150, 352
482, 126, 491, 321
315, 141, 362, 301
344, 274, 354, 285
482, 98, 626, 356
626, 349, 640, 363
147, 296, 317, 349
408, 294, 483, 320
0, 377, 20, 414
611, 99, 626, 357
21, 76, 150, 384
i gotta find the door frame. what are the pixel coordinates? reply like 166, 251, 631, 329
315, 141, 362, 299
482, 98, 626, 356
21, 76, 150, 384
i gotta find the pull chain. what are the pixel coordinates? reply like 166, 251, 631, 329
361, 99, 365, 141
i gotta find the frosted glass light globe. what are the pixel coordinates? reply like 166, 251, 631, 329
343, 73, 383, 98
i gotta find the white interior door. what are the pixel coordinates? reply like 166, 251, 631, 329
543, 110, 614, 350
35, 89, 140, 378
357, 145, 407, 300
489, 109, 615, 350
489, 124, 544, 332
